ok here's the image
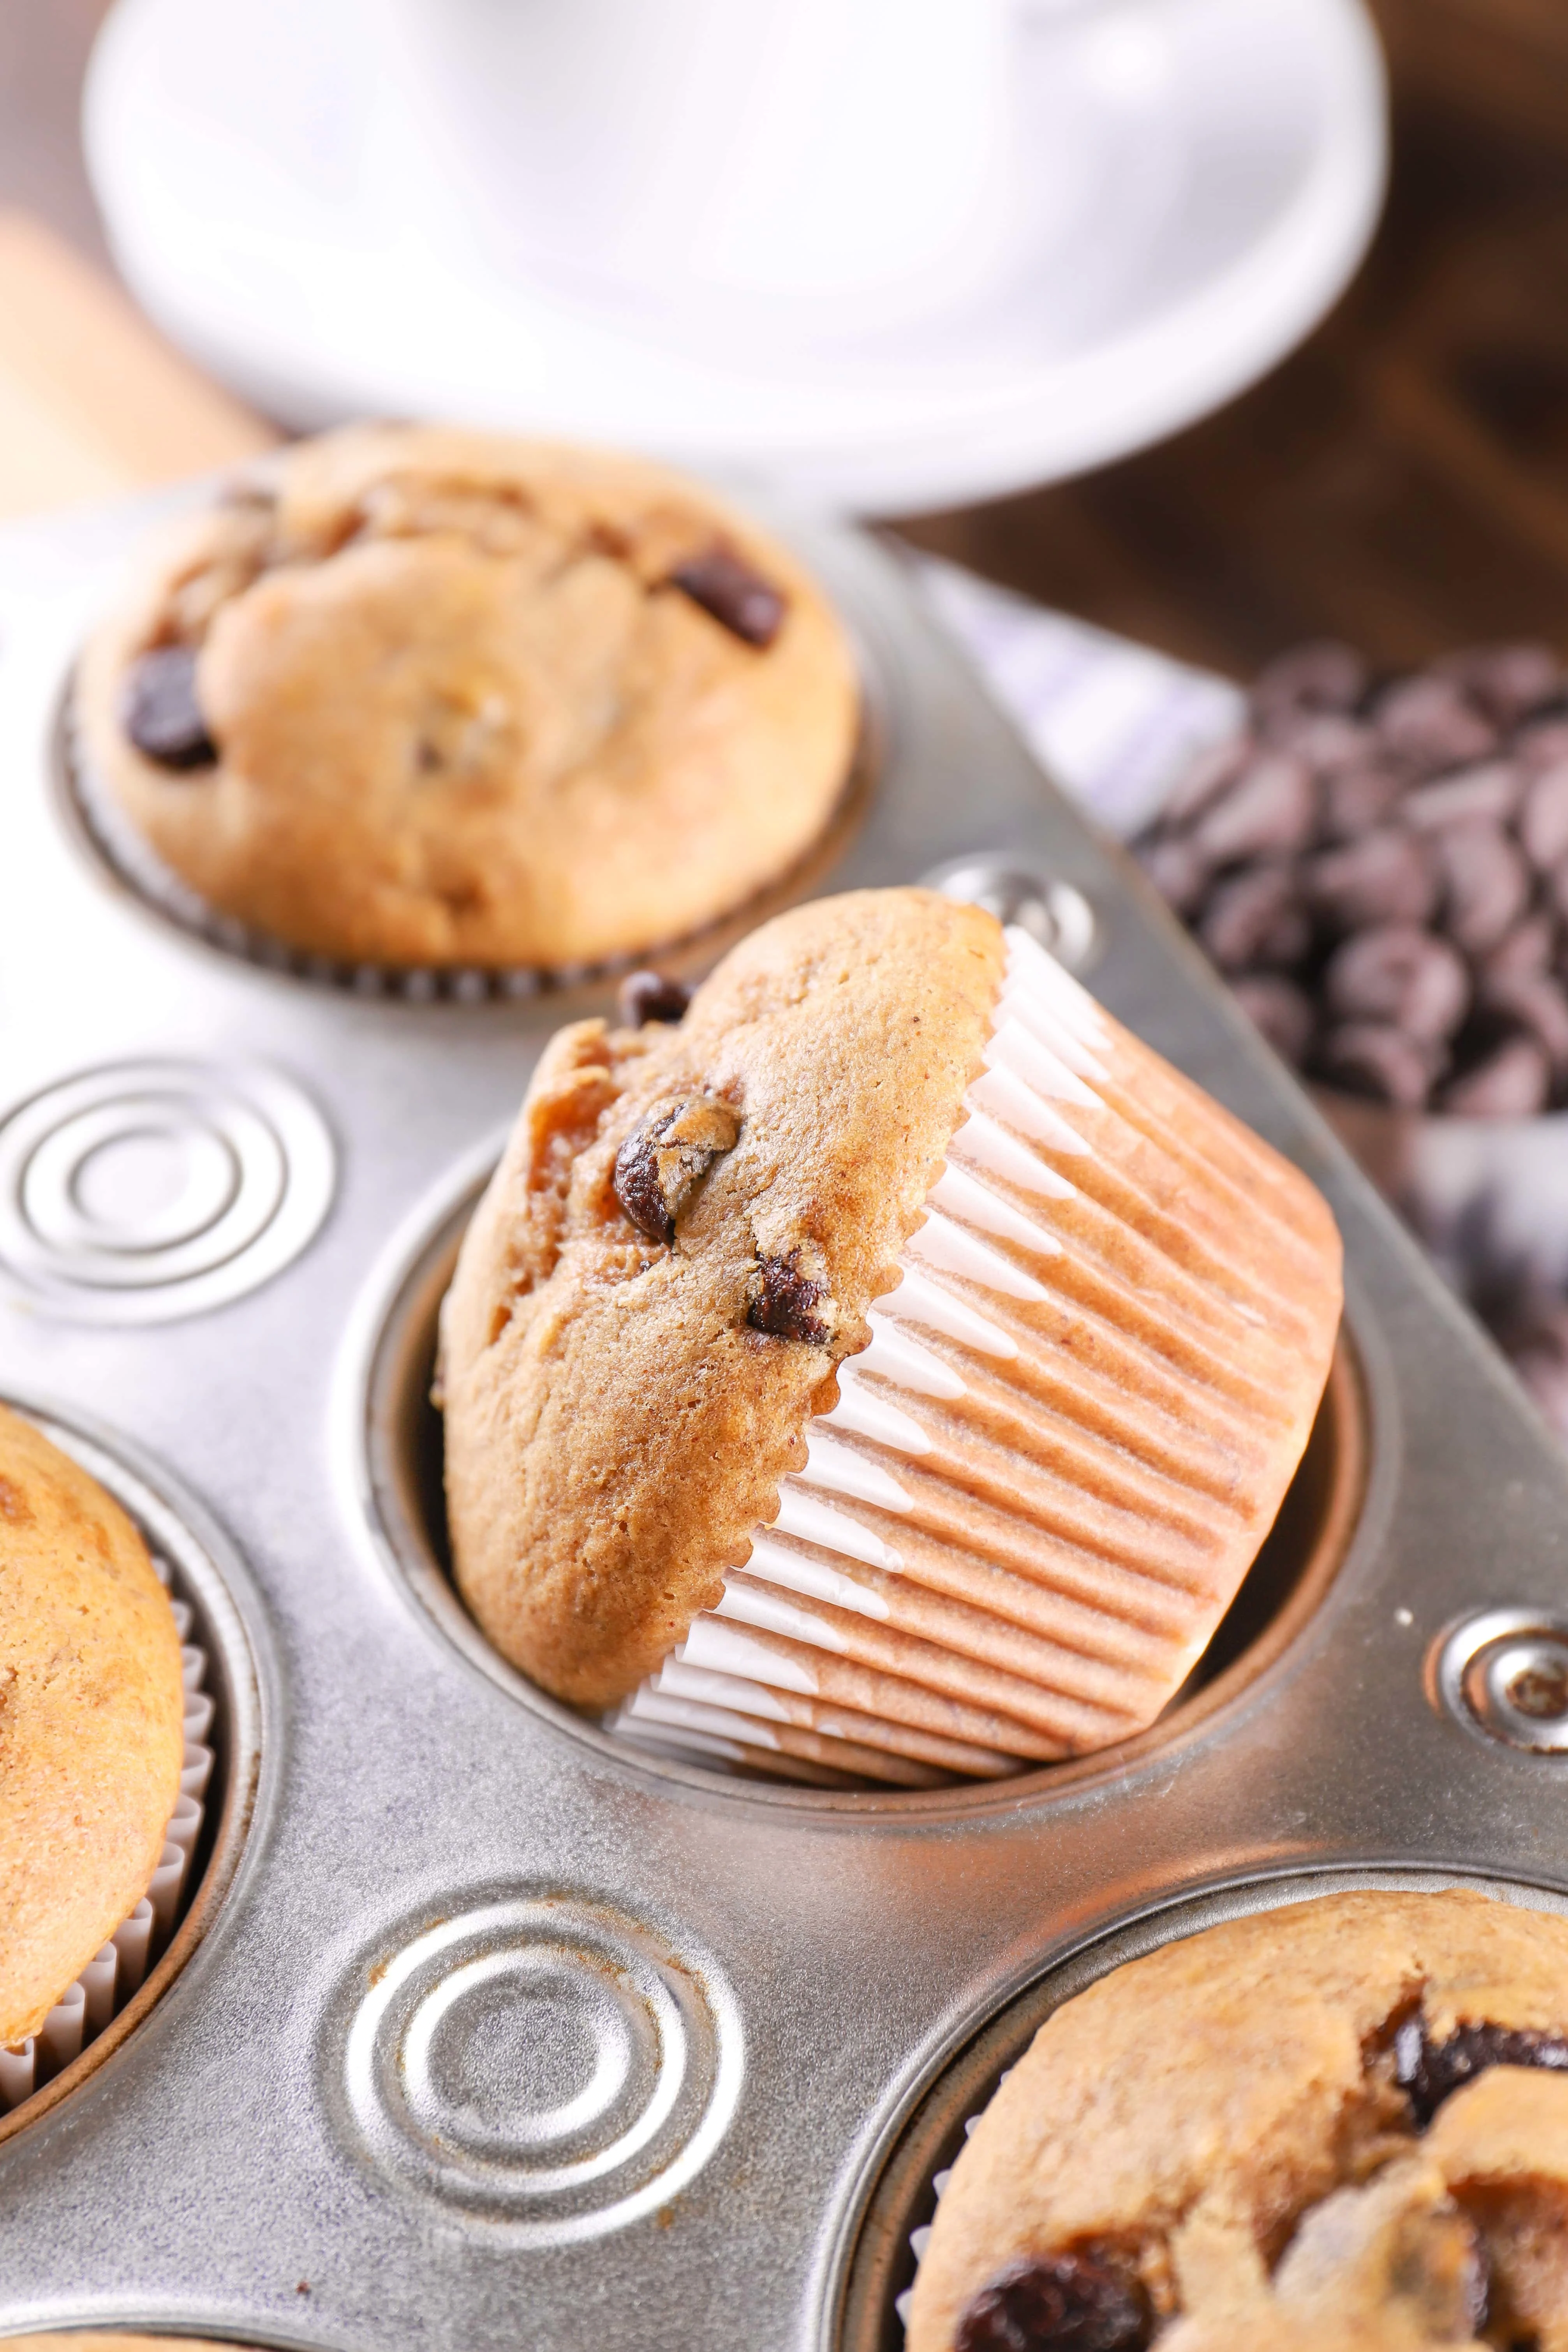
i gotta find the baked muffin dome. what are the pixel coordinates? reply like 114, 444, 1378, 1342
909, 1887, 1568, 2352
0, 1406, 185, 2048
439, 888, 1341, 1776
75, 424, 860, 971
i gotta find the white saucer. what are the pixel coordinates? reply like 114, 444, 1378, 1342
85, 0, 1387, 514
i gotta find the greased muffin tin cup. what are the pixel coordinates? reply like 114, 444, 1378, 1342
6, 483, 1568, 2352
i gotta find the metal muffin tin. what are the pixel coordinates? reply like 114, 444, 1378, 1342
4, 487, 1568, 2352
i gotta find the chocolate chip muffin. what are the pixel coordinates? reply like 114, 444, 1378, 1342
908, 1887, 1568, 2351
75, 425, 860, 971
439, 886, 1340, 1785
0, 1406, 185, 2048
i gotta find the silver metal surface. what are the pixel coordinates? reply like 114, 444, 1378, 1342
4, 488, 1568, 2352
0, 1057, 335, 1323
918, 857, 1097, 971
1432, 1605, 1568, 1755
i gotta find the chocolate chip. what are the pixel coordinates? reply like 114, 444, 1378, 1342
1138, 835, 1210, 917
1485, 911, 1557, 980
1520, 760, 1568, 870
1434, 821, 1532, 957
1160, 735, 1252, 828
745, 1249, 831, 1345
1435, 640, 1564, 726
613, 1096, 740, 1244
1373, 675, 1497, 772
1395, 2017, 1568, 2127
668, 548, 786, 647
1251, 640, 1368, 726
1518, 717, 1568, 772
121, 645, 217, 770
1401, 759, 1522, 833
1230, 974, 1314, 1065
1315, 1021, 1437, 1110
1304, 828, 1439, 931
1190, 753, 1315, 865
616, 971, 694, 1029
1481, 972, 1568, 1079
1198, 865, 1310, 972
1321, 763, 1405, 843
1324, 925, 1470, 1043
1272, 712, 1376, 774
1439, 1034, 1550, 1117
955, 2253, 1151, 2352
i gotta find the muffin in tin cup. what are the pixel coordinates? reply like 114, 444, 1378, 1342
905, 1883, 1568, 2350
0, 1406, 218, 2116
437, 885, 1344, 1789
71, 423, 863, 990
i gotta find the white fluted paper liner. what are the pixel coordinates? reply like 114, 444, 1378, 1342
892, 2074, 1017, 2334
0, 1558, 215, 2112
612, 923, 1337, 1787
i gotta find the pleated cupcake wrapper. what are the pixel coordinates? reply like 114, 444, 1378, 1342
613, 921, 1333, 1788
893, 2077, 1015, 2335
0, 1555, 215, 2112
65, 707, 867, 1008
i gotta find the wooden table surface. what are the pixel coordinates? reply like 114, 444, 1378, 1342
1, 0, 1565, 678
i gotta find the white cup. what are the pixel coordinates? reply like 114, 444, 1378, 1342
381, 0, 1021, 332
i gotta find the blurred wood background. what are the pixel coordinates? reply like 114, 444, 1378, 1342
0, 0, 1565, 676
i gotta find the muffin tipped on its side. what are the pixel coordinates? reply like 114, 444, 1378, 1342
0, 1406, 185, 2048
440, 889, 1006, 1709
440, 885, 1342, 1783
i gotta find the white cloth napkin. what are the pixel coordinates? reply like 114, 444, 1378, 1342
916, 554, 1245, 841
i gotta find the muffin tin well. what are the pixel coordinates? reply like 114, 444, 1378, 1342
7, 483, 1568, 2352
348, 1152, 1369, 1804
0, 1396, 261, 2146
835, 1865, 1568, 2352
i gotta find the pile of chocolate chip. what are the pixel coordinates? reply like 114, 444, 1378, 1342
1135, 640, 1568, 1117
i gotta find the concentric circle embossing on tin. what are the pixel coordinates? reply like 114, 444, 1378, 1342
342, 1896, 742, 2241
1432, 1606, 1568, 1754
0, 1059, 335, 1323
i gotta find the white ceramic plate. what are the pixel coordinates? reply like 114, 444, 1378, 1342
85, 0, 1387, 513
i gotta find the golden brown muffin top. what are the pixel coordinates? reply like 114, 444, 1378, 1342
75, 424, 859, 970
910, 1887, 1568, 2352
0, 1406, 185, 2048
440, 887, 1006, 1707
